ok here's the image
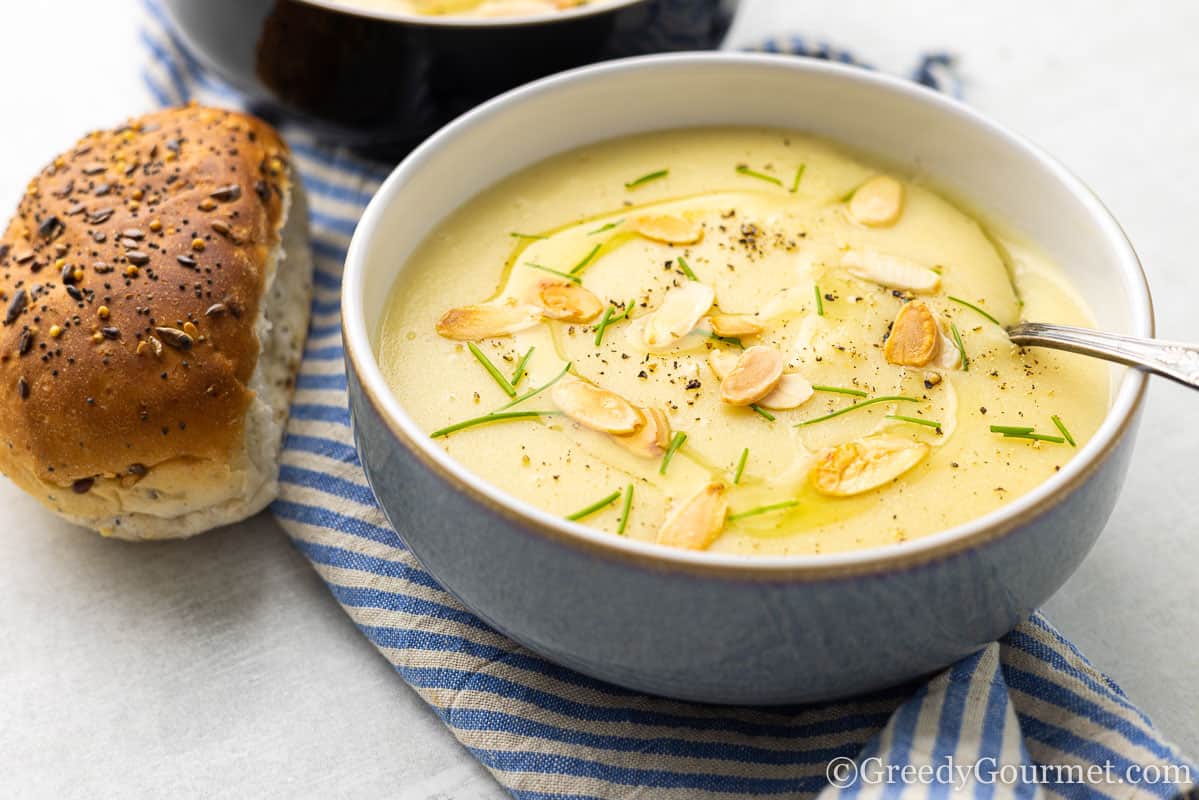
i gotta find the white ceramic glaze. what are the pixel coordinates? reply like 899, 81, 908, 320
341, 53, 1150, 702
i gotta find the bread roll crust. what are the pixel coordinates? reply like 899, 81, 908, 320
0, 105, 294, 513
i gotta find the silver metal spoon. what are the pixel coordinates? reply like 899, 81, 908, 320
1007, 322, 1199, 389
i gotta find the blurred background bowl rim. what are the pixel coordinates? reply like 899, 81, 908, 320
295, 0, 646, 27
342, 51, 1152, 577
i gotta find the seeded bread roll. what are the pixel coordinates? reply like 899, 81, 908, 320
0, 105, 312, 540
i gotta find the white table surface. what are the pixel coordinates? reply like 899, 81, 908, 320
1, 1, 1195, 796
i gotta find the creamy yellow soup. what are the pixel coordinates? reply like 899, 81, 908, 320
378, 128, 1108, 556
340, 0, 588, 17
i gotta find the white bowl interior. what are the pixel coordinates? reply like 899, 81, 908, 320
345, 53, 1150, 569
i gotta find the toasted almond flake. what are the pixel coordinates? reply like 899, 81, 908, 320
720, 345, 784, 406
842, 249, 941, 294
551, 378, 644, 435
708, 314, 764, 337
810, 436, 929, 497
757, 373, 815, 410
884, 301, 940, 367
657, 482, 729, 550
641, 282, 715, 348
612, 406, 671, 458
436, 301, 542, 341
629, 214, 704, 245
848, 175, 905, 227
530, 280, 603, 322
706, 348, 740, 380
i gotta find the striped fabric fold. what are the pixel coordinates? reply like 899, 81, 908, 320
140, 3, 1194, 797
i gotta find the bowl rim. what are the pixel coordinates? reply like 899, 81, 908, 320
295, 0, 644, 27
341, 51, 1152, 579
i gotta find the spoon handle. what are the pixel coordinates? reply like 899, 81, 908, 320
1008, 322, 1199, 390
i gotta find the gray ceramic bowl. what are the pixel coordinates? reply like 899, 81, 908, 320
341, 53, 1151, 704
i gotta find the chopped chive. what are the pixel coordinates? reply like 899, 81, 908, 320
625, 169, 669, 189
510, 347, 534, 387
812, 385, 869, 398
886, 414, 942, 430
750, 404, 776, 421
494, 362, 572, 411
616, 484, 634, 535
509, 232, 546, 240
1051, 414, 1076, 447
589, 219, 624, 235
733, 448, 749, 484
525, 262, 581, 283
570, 243, 603, 275
989, 424, 1035, 435
789, 163, 806, 193
729, 500, 799, 522
796, 395, 922, 427
431, 410, 559, 438
735, 165, 783, 186
989, 423, 1066, 444
592, 305, 614, 346
566, 489, 622, 521
950, 321, 969, 371
1002, 431, 1066, 444
948, 295, 1002, 327
696, 329, 744, 349
593, 299, 634, 346
659, 431, 687, 475
840, 185, 858, 202
814, 284, 824, 316
467, 342, 517, 397
676, 256, 699, 281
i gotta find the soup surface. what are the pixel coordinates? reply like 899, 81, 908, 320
378, 128, 1108, 556
339, 0, 589, 17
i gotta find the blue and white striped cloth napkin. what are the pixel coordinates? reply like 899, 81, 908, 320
141, 3, 1195, 797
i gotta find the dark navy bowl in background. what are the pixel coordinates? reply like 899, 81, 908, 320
159, 0, 739, 154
